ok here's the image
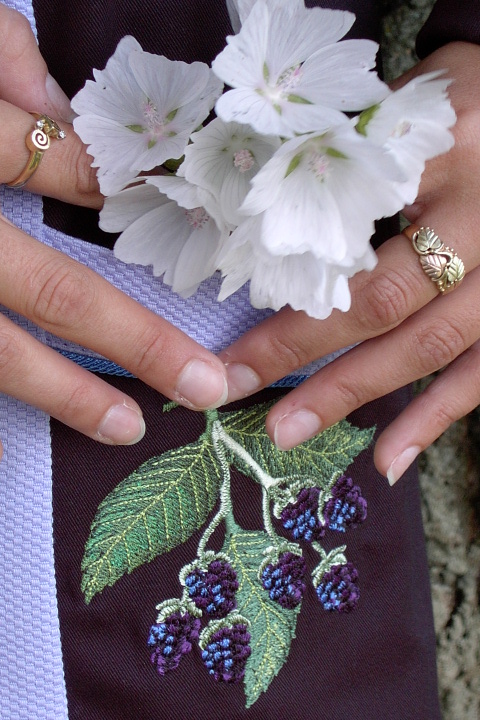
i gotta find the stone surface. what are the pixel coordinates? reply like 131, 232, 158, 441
380, 3, 480, 717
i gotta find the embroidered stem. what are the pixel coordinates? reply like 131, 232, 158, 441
196, 420, 234, 557
214, 423, 280, 491
261, 488, 280, 543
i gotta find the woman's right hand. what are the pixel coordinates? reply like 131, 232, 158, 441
0, 3, 228, 459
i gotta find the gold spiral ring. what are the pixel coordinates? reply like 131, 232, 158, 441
7, 113, 66, 189
402, 225, 465, 294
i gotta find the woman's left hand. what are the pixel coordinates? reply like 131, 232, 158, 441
219, 41, 480, 485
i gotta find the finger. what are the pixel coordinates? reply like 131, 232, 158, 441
1, 99, 101, 208
374, 338, 480, 485
0, 3, 73, 121
0, 218, 228, 411
0, 311, 146, 444
220, 209, 478, 401
265, 266, 480, 450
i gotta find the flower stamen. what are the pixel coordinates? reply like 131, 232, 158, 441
185, 207, 210, 229
233, 149, 255, 173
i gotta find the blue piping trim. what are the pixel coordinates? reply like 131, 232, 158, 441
56, 350, 307, 387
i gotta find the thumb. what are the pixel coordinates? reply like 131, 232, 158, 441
0, 4, 74, 121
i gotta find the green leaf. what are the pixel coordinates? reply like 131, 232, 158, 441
222, 523, 300, 708
81, 430, 222, 603
220, 402, 375, 490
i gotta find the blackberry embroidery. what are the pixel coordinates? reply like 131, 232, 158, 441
281, 487, 325, 541
185, 558, 238, 618
148, 610, 201, 674
315, 562, 360, 613
200, 617, 251, 683
82, 401, 375, 708
261, 551, 307, 609
323, 476, 367, 533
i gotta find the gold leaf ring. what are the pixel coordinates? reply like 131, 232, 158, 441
402, 225, 465, 294
7, 113, 66, 189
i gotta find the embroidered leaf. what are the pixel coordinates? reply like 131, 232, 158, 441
220, 402, 374, 489
222, 522, 300, 708
81, 432, 222, 603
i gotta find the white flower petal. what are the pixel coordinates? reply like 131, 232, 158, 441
99, 183, 168, 232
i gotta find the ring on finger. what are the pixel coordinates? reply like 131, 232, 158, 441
6, 113, 66, 189
403, 224, 465, 294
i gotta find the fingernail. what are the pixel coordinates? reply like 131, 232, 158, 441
46, 73, 76, 123
225, 363, 261, 401
387, 446, 421, 486
97, 403, 146, 445
176, 359, 228, 410
274, 409, 322, 451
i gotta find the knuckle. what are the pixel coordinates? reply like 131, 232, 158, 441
353, 269, 412, 334
134, 329, 169, 377
425, 398, 459, 436
71, 142, 101, 204
54, 380, 94, 419
0, 327, 24, 375
28, 258, 97, 331
265, 331, 312, 372
411, 321, 466, 373
332, 371, 367, 412
0, 10, 35, 65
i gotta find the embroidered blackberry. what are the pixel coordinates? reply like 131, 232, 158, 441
148, 611, 200, 674
281, 487, 325, 542
201, 621, 251, 683
315, 562, 360, 613
323, 476, 367, 532
185, 559, 238, 618
261, 551, 307, 609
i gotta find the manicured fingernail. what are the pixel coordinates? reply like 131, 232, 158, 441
274, 409, 322, 451
176, 359, 228, 409
225, 363, 261, 401
97, 403, 146, 445
387, 446, 421, 486
46, 73, 76, 123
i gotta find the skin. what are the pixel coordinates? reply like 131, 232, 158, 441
1, 4, 479, 484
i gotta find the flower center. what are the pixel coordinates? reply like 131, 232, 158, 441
233, 149, 255, 173
142, 99, 166, 136
307, 151, 331, 181
185, 207, 210, 229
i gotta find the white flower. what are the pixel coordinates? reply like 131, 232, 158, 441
359, 71, 456, 208
72, 36, 223, 195
217, 215, 378, 318
240, 122, 404, 264
102, 177, 228, 297
212, 1, 388, 137
181, 118, 280, 226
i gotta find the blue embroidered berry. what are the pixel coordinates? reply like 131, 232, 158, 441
185, 559, 238, 619
323, 476, 367, 533
315, 562, 360, 613
261, 551, 307, 609
201, 621, 251, 683
281, 487, 325, 542
148, 611, 200, 674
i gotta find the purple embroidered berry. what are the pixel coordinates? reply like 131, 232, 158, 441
201, 619, 251, 683
315, 562, 360, 613
184, 558, 238, 619
281, 487, 325, 542
148, 610, 201, 675
323, 476, 367, 533
261, 551, 307, 609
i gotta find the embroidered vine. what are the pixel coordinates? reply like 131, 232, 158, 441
81, 400, 375, 708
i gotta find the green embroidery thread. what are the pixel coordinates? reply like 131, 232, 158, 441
82, 400, 375, 707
